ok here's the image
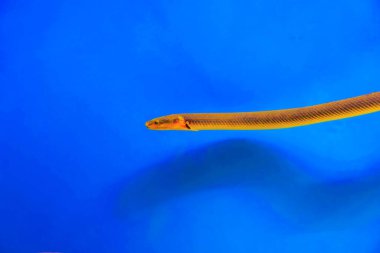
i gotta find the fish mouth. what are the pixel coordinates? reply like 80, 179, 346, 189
145, 120, 154, 129
146, 119, 163, 130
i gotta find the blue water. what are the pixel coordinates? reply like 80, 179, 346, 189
2, 0, 380, 252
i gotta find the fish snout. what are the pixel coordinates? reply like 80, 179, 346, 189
145, 120, 154, 129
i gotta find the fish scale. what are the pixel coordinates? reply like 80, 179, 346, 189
175, 92, 380, 130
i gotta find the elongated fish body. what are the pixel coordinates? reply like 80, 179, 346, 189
146, 92, 380, 131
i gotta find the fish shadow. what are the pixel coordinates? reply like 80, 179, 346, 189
115, 139, 380, 228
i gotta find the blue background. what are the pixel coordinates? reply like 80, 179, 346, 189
1, 0, 380, 252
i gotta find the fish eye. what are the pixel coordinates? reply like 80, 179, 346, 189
154, 121, 158, 125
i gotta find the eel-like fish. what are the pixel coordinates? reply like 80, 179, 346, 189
146, 92, 380, 131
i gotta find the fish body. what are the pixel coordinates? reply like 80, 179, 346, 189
146, 92, 380, 131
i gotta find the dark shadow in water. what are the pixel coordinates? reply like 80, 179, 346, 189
116, 139, 301, 214
115, 139, 380, 228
